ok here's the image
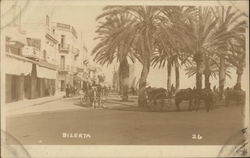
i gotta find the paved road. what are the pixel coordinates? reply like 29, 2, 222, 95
6, 95, 245, 145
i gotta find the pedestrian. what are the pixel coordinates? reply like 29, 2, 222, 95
131, 87, 135, 95
70, 84, 74, 97
171, 84, 175, 96
65, 84, 70, 97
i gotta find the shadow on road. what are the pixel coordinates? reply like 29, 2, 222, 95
70, 95, 225, 114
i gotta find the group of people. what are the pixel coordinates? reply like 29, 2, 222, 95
65, 84, 78, 98
80, 81, 110, 108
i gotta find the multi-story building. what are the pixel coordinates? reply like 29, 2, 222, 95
4, 5, 87, 103
5, 11, 59, 103
53, 22, 86, 91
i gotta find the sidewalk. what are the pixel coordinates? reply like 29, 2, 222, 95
5, 93, 139, 117
5, 92, 65, 114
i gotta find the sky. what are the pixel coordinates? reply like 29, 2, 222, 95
1, 0, 248, 89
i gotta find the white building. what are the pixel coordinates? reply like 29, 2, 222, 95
53, 22, 87, 91
4, 4, 88, 103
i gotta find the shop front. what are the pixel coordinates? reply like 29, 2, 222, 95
5, 54, 33, 103
5, 53, 57, 103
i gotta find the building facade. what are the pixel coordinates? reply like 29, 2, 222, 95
53, 22, 86, 91
4, 5, 87, 103
5, 13, 58, 103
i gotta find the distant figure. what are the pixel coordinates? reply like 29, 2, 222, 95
206, 82, 211, 91
45, 87, 50, 96
104, 85, 108, 96
131, 87, 136, 95
213, 86, 216, 92
69, 85, 73, 97
74, 85, 78, 96
170, 84, 175, 96
65, 84, 70, 97
92, 81, 96, 87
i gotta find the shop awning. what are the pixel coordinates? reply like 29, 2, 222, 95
36, 65, 56, 79
6, 54, 33, 75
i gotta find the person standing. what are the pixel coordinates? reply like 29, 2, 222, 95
65, 84, 70, 97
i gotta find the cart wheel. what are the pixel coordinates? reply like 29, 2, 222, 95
80, 97, 84, 105
86, 96, 91, 107
157, 100, 163, 112
159, 100, 165, 112
152, 100, 158, 112
147, 100, 154, 111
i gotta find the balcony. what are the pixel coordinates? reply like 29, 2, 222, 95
77, 67, 84, 72
56, 23, 78, 39
58, 64, 71, 72
22, 46, 41, 60
59, 44, 70, 53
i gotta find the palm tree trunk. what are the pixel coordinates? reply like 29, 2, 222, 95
118, 64, 123, 95
204, 72, 211, 89
219, 56, 225, 99
194, 52, 203, 90
119, 58, 129, 101
138, 62, 150, 107
175, 63, 180, 91
204, 56, 210, 89
167, 60, 172, 91
236, 67, 243, 86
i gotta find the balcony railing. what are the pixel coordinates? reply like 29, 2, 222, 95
59, 44, 70, 52
58, 65, 70, 72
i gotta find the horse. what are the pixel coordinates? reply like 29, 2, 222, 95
192, 89, 215, 112
175, 88, 215, 112
145, 87, 171, 111
224, 88, 245, 106
175, 88, 194, 111
89, 86, 103, 109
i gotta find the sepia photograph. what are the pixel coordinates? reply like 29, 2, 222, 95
1, 0, 249, 157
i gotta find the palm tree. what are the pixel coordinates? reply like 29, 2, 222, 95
210, 6, 247, 92
97, 6, 173, 106
150, 6, 189, 92
226, 36, 246, 86
184, 58, 233, 85
92, 12, 136, 101
176, 7, 220, 90
171, 6, 247, 91
152, 50, 179, 92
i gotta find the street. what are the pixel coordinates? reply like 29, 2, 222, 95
6, 94, 244, 145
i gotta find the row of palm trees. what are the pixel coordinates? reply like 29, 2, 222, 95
92, 6, 247, 106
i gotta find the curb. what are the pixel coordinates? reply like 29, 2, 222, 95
6, 95, 65, 113
32, 96, 64, 106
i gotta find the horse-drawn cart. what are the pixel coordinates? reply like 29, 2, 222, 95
80, 86, 105, 108
145, 87, 173, 112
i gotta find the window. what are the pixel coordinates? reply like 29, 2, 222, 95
61, 35, 65, 47
60, 56, 65, 69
